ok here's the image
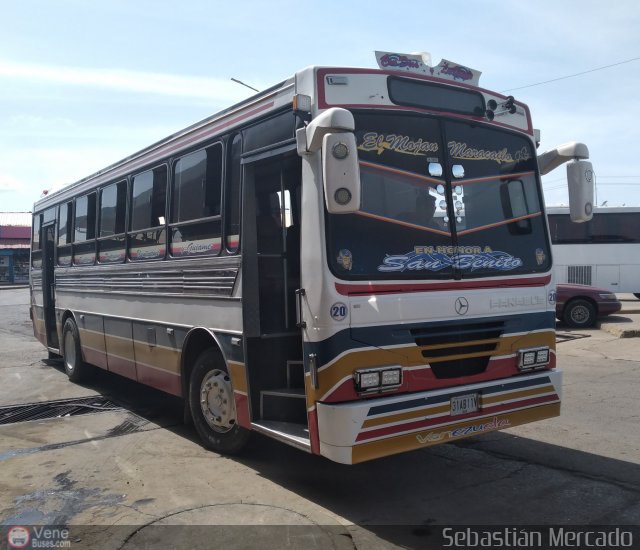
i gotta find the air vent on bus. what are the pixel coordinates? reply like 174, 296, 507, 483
410, 321, 505, 379
567, 265, 592, 286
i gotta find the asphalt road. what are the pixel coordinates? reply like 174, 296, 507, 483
1, 288, 639, 549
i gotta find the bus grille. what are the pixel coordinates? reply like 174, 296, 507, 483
410, 321, 505, 379
567, 265, 592, 286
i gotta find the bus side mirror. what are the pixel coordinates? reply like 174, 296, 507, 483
322, 132, 361, 214
567, 159, 594, 222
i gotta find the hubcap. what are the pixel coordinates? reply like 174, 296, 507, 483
200, 369, 236, 433
64, 330, 76, 373
571, 305, 589, 324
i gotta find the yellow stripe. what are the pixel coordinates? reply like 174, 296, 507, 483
79, 328, 106, 353
362, 403, 450, 428
351, 402, 560, 464
227, 361, 248, 394
132, 341, 180, 374
481, 384, 556, 407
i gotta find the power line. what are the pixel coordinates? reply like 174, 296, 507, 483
502, 56, 640, 92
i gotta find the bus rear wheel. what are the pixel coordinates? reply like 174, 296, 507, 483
188, 349, 249, 454
62, 318, 91, 382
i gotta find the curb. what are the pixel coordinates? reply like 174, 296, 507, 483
600, 323, 640, 338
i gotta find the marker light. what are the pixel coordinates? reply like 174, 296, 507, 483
332, 142, 349, 160
334, 188, 352, 205
293, 94, 312, 113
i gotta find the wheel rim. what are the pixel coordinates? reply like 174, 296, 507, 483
570, 305, 590, 325
64, 330, 76, 373
200, 369, 236, 433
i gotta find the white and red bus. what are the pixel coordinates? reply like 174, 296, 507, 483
30, 52, 593, 464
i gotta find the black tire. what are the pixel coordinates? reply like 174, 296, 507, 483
634, 293, 640, 300
188, 348, 249, 454
61, 318, 91, 382
563, 299, 597, 328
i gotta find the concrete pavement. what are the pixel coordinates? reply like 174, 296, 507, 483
600, 294, 640, 338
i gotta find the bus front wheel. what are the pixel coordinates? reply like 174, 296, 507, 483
188, 349, 249, 454
62, 318, 91, 382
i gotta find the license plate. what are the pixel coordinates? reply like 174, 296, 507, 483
450, 393, 479, 416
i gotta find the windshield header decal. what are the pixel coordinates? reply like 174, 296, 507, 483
359, 132, 439, 157
377, 246, 524, 273
448, 141, 531, 164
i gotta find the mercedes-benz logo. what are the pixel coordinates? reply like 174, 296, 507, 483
455, 297, 469, 315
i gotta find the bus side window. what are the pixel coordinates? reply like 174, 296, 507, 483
225, 134, 242, 254
169, 144, 223, 258
31, 213, 43, 268
57, 201, 73, 266
98, 181, 127, 264
129, 166, 167, 261
73, 193, 97, 266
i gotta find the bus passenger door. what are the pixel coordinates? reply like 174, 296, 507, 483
42, 223, 59, 350
242, 154, 307, 433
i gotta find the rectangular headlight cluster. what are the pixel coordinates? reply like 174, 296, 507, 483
518, 347, 550, 371
354, 367, 402, 393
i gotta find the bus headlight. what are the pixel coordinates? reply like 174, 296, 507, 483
354, 367, 402, 393
518, 347, 550, 371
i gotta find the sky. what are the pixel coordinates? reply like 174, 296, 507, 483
1, 0, 639, 212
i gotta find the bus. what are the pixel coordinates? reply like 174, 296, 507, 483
548, 206, 640, 298
30, 52, 593, 464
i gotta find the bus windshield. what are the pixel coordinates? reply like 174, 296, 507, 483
326, 112, 551, 280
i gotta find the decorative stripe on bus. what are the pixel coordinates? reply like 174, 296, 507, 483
335, 274, 551, 296
354, 211, 451, 236
350, 403, 560, 464
457, 212, 543, 236
307, 328, 556, 404
357, 383, 558, 440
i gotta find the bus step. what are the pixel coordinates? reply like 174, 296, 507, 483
260, 388, 307, 424
251, 419, 311, 453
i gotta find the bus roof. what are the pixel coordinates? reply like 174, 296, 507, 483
33, 61, 532, 212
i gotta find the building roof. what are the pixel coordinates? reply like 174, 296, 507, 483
0, 212, 31, 227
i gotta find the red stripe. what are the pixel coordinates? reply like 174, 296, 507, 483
307, 408, 321, 455
355, 393, 558, 442
234, 393, 251, 429
136, 363, 182, 397
335, 274, 551, 296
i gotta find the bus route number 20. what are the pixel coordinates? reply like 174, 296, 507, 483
330, 302, 348, 321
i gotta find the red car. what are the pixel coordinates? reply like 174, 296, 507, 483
556, 283, 622, 328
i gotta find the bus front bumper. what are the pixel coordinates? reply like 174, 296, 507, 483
316, 370, 561, 464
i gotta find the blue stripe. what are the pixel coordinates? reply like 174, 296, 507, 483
303, 311, 555, 372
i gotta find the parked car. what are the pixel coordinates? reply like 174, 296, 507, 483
556, 283, 622, 328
